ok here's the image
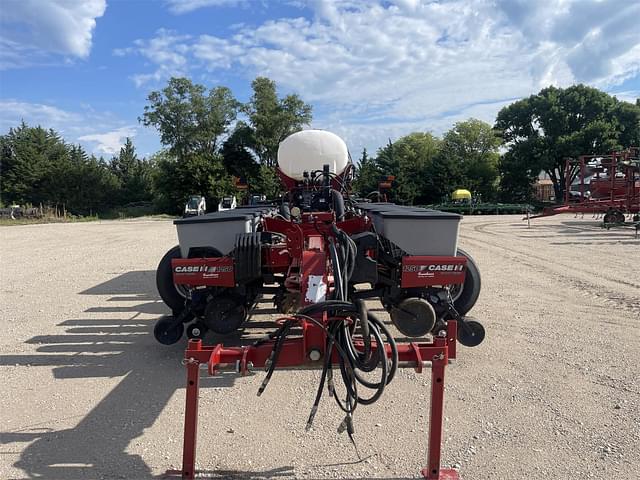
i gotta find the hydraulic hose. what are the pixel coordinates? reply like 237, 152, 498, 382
258, 227, 399, 441
296, 301, 398, 421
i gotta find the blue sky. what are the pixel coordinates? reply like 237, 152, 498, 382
1, 0, 639, 158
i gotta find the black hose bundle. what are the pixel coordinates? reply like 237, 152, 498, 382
256, 227, 397, 452
256, 299, 398, 453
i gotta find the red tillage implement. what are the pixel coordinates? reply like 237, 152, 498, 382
156, 130, 485, 479
533, 147, 639, 222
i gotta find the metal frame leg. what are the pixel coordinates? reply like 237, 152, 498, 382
181, 360, 200, 479
421, 361, 459, 479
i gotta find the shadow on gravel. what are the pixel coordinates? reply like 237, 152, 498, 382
0, 272, 411, 480
0, 270, 238, 479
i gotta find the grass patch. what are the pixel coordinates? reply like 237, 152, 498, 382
0, 215, 99, 226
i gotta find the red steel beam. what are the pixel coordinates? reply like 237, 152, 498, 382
174, 321, 460, 479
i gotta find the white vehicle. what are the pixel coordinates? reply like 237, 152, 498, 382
218, 196, 237, 211
250, 194, 267, 205
184, 195, 206, 217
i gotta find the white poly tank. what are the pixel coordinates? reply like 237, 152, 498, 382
277, 130, 349, 180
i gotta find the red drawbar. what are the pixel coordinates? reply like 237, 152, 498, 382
174, 321, 460, 480
172, 257, 235, 287
401, 256, 466, 288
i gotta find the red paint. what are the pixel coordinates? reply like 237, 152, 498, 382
181, 339, 202, 480
535, 147, 639, 218
175, 320, 460, 479
401, 256, 467, 288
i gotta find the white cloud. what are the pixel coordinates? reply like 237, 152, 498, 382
496, 0, 640, 84
79, 127, 137, 155
0, 100, 82, 129
0, 0, 106, 68
164, 0, 245, 14
0, 99, 139, 156
115, 29, 192, 87
610, 90, 640, 104
118, 0, 640, 152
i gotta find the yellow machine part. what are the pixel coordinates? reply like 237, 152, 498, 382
451, 189, 472, 201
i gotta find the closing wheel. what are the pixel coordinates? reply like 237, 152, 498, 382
449, 248, 481, 315
156, 246, 188, 311
154, 315, 185, 345
390, 298, 436, 337
457, 320, 485, 347
204, 298, 248, 335
604, 209, 624, 224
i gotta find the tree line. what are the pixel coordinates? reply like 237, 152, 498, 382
357, 85, 639, 204
1, 79, 638, 216
355, 119, 501, 205
1, 126, 154, 215
0, 76, 312, 215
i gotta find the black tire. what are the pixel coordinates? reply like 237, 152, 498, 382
452, 248, 481, 315
457, 319, 485, 347
156, 245, 186, 311
154, 315, 185, 345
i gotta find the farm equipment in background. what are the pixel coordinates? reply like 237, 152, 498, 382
156, 129, 485, 479
0, 205, 43, 219
217, 195, 237, 211
183, 195, 206, 217
532, 147, 640, 229
428, 189, 533, 215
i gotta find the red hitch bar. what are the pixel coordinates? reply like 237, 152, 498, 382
168, 320, 460, 480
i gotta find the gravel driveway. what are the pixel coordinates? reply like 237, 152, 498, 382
1, 215, 638, 479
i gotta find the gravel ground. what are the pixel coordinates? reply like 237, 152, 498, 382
0, 215, 638, 480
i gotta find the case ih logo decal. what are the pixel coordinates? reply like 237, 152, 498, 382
403, 264, 465, 275
171, 257, 236, 287
401, 256, 466, 288
174, 265, 233, 274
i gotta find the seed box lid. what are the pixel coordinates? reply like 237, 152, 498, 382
174, 212, 254, 225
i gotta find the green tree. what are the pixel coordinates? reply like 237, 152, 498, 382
110, 138, 154, 204
1, 123, 68, 205
353, 147, 381, 197
152, 151, 232, 214
140, 77, 239, 159
110, 137, 138, 182
141, 77, 239, 210
375, 139, 398, 176
426, 153, 464, 204
495, 84, 640, 200
1, 123, 120, 214
220, 125, 260, 184
394, 133, 440, 204
251, 164, 281, 199
239, 77, 312, 168
498, 148, 536, 202
440, 119, 501, 201
44, 145, 120, 215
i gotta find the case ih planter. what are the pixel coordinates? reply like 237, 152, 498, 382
156, 129, 485, 479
